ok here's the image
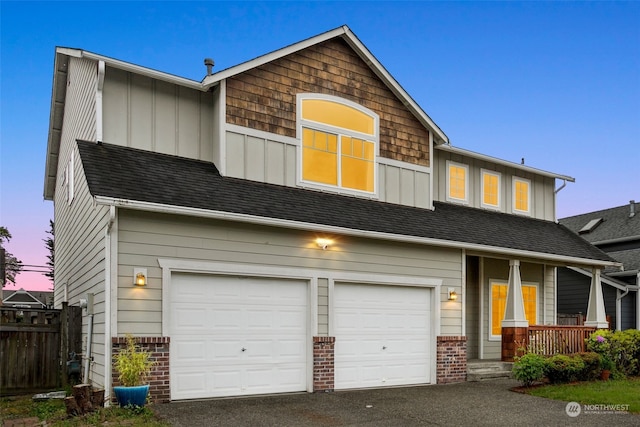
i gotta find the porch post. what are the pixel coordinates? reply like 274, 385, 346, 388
584, 268, 609, 329
501, 260, 529, 361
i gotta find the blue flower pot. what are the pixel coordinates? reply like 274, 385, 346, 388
113, 385, 149, 407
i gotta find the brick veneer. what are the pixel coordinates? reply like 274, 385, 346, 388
436, 336, 467, 384
313, 336, 335, 392
501, 327, 528, 362
111, 336, 170, 404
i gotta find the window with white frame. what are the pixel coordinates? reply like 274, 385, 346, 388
446, 161, 468, 203
512, 177, 530, 215
481, 169, 501, 209
298, 94, 378, 196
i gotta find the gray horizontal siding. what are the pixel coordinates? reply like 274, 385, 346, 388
116, 209, 463, 336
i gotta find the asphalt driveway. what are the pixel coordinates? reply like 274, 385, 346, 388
151, 379, 639, 426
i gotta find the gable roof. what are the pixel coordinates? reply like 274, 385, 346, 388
201, 25, 447, 145
77, 140, 617, 268
45, 26, 448, 200
2, 289, 52, 308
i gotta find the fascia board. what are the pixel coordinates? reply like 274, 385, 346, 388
93, 195, 620, 269
435, 143, 575, 182
201, 26, 348, 87
201, 26, 449, 144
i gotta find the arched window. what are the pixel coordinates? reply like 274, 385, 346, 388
298, 94, 378, 195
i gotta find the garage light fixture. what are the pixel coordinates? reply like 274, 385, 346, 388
316, 238, 332, 250
448, 288, 458, 301
134, 268, 147, 287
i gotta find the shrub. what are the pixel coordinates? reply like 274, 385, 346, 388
513, 352, 546, 386
545, 354, 585, 384
576, 352, 602, 381
113, 335, 155, 387
587, 329, 640, 377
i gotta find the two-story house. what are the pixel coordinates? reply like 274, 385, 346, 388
44, 26, 617, 403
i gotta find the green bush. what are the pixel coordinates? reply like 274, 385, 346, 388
513, 352, 547, 386
545, 354, 585, 384
587, 329, 640, 377
576, 352, 602, 381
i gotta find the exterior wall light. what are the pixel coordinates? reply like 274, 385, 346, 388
448, 288, 458, 301
316, 238, 332, 250
134, 268, 147, 287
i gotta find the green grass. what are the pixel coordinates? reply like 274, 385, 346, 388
0, 394, 170, 426
525, 378, 640, 413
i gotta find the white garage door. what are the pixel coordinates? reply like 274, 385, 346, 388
334, 283, 432, 389
169, 273, 308, 400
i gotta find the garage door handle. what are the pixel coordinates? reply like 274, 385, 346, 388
382, 346, 387, 350
241, 348, 246, 352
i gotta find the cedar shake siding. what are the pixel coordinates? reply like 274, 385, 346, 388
226, 38, 431, 167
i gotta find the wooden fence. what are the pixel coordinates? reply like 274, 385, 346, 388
527, 325, 596, 356
0, 304, 82, 395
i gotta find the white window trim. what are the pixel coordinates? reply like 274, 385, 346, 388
512, 176, 531, 215
488, 280, 539, 341
480, 169, 501, 210
445, 160, 469, 204
296, 93, 379, 198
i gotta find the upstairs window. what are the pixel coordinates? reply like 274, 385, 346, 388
481, 169, 501, 209
298, 95, 378, 195
513, 177, 531, 215
446, 161, 468, 203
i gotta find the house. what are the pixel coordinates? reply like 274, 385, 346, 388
2, 288, 53, 309
558, 201, 640, 330
43, 26, 618, 403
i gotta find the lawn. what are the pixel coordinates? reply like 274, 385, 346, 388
0, 394, 170, 426
524, 378, 640, 413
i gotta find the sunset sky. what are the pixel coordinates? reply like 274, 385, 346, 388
1, 1, 638, 292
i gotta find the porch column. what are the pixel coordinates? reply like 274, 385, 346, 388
584, 268, 609, 329
501, 260, 529, 361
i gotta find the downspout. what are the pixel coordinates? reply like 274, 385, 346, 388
96, 60, 105, 142
104, 206, 116, 404
637, 273, 640, 329
616, 288, 630, 331
553, 179, 567, 222
82, 293, 95, 383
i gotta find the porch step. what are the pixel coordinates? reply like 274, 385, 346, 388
467, 360, 514, 381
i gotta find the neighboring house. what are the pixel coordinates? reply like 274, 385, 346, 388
558, 201, 640, 330
43, 26, 617, 402
2, 288, 53, 309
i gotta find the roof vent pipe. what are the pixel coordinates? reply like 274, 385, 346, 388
631, 200, 636, 218
204, 58, 214, 76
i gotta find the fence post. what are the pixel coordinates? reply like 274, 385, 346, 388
61, 302, 69, 387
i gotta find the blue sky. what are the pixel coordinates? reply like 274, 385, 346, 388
1, 1, 639, 291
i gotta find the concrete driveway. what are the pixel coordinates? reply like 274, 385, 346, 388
151, 379, 639, 426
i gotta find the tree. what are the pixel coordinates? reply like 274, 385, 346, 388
44, 220, 54, 285
0, 226, 23, 287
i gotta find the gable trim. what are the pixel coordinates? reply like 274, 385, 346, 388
567, 267, 637, 291
94, 195, 621, 269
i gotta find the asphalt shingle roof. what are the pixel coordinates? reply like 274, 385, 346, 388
77, 140, 614, 264
559, 202, 640, 243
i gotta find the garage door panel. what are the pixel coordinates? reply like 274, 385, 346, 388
170, 274, 308, 400
335, 283, 432, 390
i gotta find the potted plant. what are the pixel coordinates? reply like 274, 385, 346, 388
113, 334, 155, 407
600, 356, 614, 381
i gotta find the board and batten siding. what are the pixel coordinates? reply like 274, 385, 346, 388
102, 66, 216, 161
53, 56, 110, 389
225, 128, 431, 208
116, 209, 463, 337
433, 150, 556, 221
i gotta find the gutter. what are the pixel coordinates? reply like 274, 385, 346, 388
93, 195, 621, 269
